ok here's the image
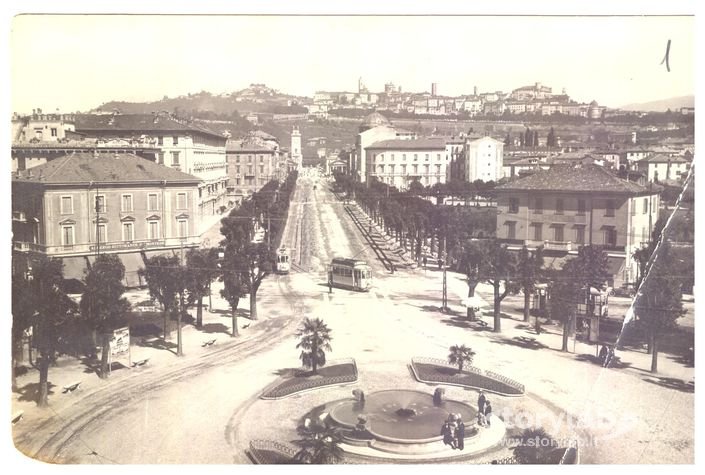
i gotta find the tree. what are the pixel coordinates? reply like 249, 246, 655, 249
547, 127, 556, 147
80, 254, 131, 378
482, 240, 519, 332
513, 427, 556, 464
241, 243, 274, 321
12, 274, 35, 390
524, 128, 532, 147
220, 251, 247, 337
140, 255, 181, 345
296, 317, 333, 374
408, 179, 425, 196
292, 419, 344, 464
552, 246, 609, 351
31, 256, 77, 406
635, 244, 685, 373
458, 241, 486, 320
533, 130, 539, 147
504, 133, 512, 146
447, 344, 476, 372
516, 246, 544, 323
185, 248, 219, 328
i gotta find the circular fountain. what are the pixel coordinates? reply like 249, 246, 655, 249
330, 389, 476, 443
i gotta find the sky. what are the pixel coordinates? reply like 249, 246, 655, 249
8, 14, 696, 114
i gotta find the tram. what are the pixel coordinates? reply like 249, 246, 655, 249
328, 258, 372, 291
275, 247, 290, 274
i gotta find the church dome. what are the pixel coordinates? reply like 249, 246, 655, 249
360, 112, 391, 131
589, 100, 599, 107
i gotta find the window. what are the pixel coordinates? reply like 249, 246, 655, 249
380, 154, 384, 162
437, 154, 441, 161
177, 219, 188, 238
158, 152, 165, 165
413, 164, 418, 173
414, 154, 418, 161
122, 222, 134, 242
148, 220, 160, 240
534, 197, 543, 214
259, 155, 264, 163
93, 223, 107, 243
95, 195, 106, 213
574, 225, 585, 244
506, 221, 517, 240
260, 165, 265, 174
235, 156, 241, 164
508, 197, 519, 214
173, 136, 179, 145
555, 198, 564, 215
248, 155, 253, 163
60, 196, 73, 214
605, 199, 615, 217
631, 200, 636, 215
157, 136, 163, 146
177, 192, 187, 209
402, 154, 406, 161
643, 198, 648, 214
51, 128, 58, 137
553, 224, 564, 242
532, 223, 543, 241
148, 193, 159, 211
603, 227, 617, 247
577, 199, 586, 215
425, 154, 429, 161
61, 225, 74, 246
248, 165, 253, 175
236, 165, 241, 174
121, 194, 133, 212
171, 152, 180, 166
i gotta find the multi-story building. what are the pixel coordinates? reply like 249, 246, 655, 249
495, 164, 661, 287
353, 112, 415, 183
12, 153, 201, 287
459, 136, 505, 182
225, 140, 279, 199
365, 138, 449, 188
511, 82, 553, 101
75, 112, 228, 225
290, 126, 303, 170
11, 109, 76, 143
635, 154, 691, 183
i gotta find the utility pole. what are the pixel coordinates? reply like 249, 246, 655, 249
441, 238, 449, 313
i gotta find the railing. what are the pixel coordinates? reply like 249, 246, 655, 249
249, 439, 298, 464
543, 240, 572, 252
13, 236, 201, 256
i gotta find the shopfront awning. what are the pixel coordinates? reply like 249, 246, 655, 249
61, 256, 89, 281
117, 252, 146, 288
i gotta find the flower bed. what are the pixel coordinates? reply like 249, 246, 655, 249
248, 440, 297, 464
261, 360, 358, 399
411, 357, 524, 396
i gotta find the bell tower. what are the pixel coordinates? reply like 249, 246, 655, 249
291, 126, 302, 170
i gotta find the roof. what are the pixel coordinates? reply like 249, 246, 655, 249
367, 138, 447, 151
639, 153, 689, 164
75, 113, 225, 140
496, 164, 654, 194
12, 152, 201, 185
360, 112, 391, 128
226, 140, 276, 153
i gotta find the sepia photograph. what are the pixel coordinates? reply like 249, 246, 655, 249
6, 2, 698, 467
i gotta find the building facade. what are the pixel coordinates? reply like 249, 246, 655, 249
12, 153, 201, 287
74, 112, 228, 224
353, 112, 415, 183
495, 164, 661, 287
226, 141, 279, 199
635, 154, 691, 183
365, 138, 449, 188
462, 136, 505, 182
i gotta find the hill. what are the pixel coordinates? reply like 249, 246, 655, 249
620, 95, 694, 112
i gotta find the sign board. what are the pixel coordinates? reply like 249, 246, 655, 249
109, 327, 131, 365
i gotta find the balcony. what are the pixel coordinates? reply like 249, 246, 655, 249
543, 240, 572, 252
13, 236, 201, 257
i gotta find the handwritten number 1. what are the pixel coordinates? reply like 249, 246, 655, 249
661, 39, 671, 72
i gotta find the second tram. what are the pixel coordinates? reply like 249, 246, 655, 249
328, 258, 372, 291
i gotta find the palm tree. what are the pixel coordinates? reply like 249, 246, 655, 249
292, 421, 344, 464
296, 318, 333, 374
447, 344, 476, 372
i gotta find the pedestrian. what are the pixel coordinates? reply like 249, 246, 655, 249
484, 401, 493, 427
477, 390, 486, 414
438, 258, 443, 270
441, 421, 454, 448
328, 278, 333, 294
423, 256, 427, 269
456, 414, 465, 450
599, 344, 608, 365
604, 346, 615, 368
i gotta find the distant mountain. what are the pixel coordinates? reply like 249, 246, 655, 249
620, 95, 694, 112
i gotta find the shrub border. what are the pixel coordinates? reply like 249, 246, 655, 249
410, 357, 525, 396
260, 358, 358, 400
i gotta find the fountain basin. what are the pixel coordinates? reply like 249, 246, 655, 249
329, 389, 476, 443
